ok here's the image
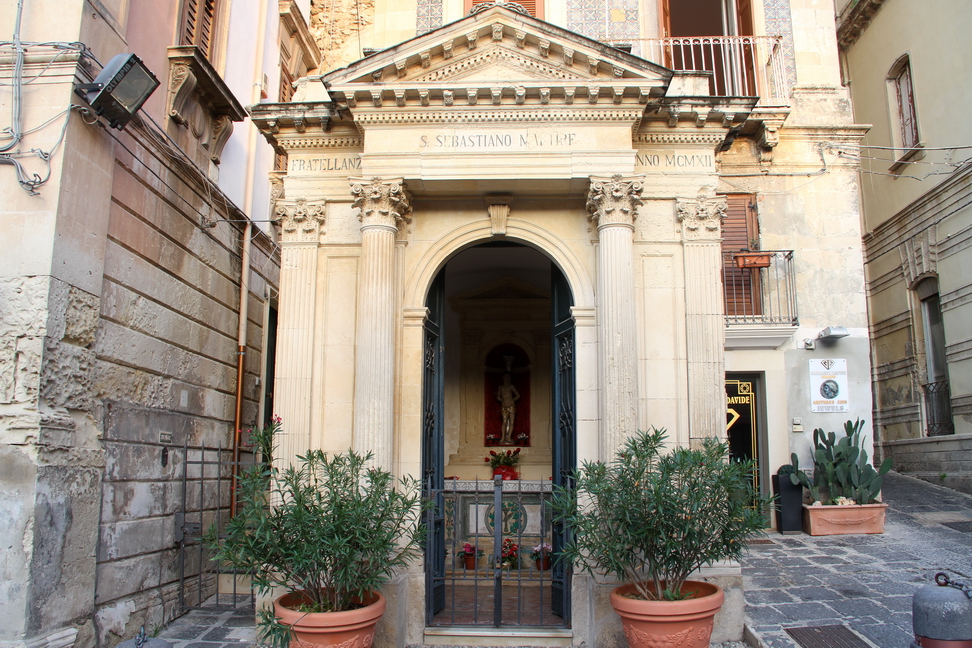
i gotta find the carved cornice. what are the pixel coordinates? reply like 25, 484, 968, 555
274, 198, 326, 243
837, 0, 888, 50
279, 0, 321, 70
586, 174, 645, 229
635, 131, 727, 146
349, 107, 644, 125
350, 178, 412, 231
274, 136, 363, 151
676, 195, 727, 240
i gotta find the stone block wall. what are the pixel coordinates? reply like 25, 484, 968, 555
90, 121, 280, 645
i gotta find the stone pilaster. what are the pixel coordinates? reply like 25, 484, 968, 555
272, 198, 326, 465
350, 178, 411, 468
676, 194, 727, 442
587, 174, 643, 459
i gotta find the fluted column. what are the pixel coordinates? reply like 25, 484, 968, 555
272, 198, 326, 465
350, 177, 411, 468
587, 174, 644, 460
676, 194, 728, 442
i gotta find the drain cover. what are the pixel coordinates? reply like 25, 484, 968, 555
943, 520, 972, 532
785, 625, 871, 648
748, 538, 775, 545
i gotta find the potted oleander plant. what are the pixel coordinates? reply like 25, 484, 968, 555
208, 418, 427, 648
552, 428, 770, 648
789, 418, 893, 535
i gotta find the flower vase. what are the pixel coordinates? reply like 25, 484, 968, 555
493, 466, 519, 480
463, 554, 477, 570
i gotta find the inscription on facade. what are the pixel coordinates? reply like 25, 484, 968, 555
419, 131, 579, 149
635, 151, 715, 173
289, 156, 362, 173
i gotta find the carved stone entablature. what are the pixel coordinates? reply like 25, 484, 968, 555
167, 47, 246, 164
274, 198, 326, 243
248, 102, 333, 154
900, 226, 938, 288
587, 174, 645, 229
350, 177, 412, 231
676, 194, 727, 240
837, 0, 887, 50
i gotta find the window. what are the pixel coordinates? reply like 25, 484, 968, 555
887, 55, 921, 163
915, 277, 953, 436
466, 0, 542, 19
180, 0, 223, 62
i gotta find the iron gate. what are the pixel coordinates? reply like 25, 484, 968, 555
175, 439, 255, 612
426, 476, 567, 627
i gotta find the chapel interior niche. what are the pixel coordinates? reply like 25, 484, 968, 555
442, 242, 553, 481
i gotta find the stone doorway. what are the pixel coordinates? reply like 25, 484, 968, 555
423, 241, 573, 628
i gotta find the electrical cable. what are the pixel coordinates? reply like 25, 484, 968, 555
0, 0, 26, 154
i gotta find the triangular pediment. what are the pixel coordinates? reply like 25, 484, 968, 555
321, 4, 672, 108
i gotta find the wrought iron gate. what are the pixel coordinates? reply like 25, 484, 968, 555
175, 439, 255, 611
426, 477, 565, 627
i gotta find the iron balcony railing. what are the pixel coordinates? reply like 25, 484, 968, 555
608, 36, 790, 105
722, 250, 798, 326
922, 380, 954, 436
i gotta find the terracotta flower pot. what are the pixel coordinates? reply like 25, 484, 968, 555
535, 556, 551, 571
802, 502, 888, 536
463, 554, 477, 570
610, 581, 724, 648
733, 252, 772, 268
274, 590, 386, 648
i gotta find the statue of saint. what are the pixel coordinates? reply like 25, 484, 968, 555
496, 372, 521, 445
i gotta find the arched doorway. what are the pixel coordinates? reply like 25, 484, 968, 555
422, 241, 575, 628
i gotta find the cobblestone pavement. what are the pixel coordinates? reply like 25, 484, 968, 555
744, 471, 972, 647
158, 472, 972, 648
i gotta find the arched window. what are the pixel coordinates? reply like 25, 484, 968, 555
887, 55, 920, 156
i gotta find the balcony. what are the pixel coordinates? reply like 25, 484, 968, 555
608, 36, 790, 106
722, 250, 798, 348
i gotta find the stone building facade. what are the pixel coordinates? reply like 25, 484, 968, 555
0, 0, 308, 646
838, 0, 972, 494
253, 0, 873, 645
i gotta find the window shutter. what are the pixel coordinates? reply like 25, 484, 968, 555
895, 62, 918, 150
181, 0, 219, 59
722, 195, 760, 318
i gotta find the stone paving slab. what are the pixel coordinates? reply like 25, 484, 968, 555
743, 472, 972, 648
155, 472, 972, 648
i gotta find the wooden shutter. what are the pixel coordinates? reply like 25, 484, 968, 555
181, 0, 219, 59
895, 62, 918, 150
722, 195, 760, 318
467, 1, 542, 19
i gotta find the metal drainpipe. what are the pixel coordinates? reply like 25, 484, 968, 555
231, 220, 252, 514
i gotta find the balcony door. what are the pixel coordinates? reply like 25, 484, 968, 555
659, 0, 756, 96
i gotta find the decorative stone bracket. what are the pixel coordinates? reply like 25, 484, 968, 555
274, 198, 326, 243
350, 177, 412, 231
486, 194, 512, 236
167, 46, 247, 164
676, 194, 727, 240
586, 174, 645, 229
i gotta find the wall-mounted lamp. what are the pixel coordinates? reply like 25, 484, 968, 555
818, 326, 849, 341
75, 53, 159, 131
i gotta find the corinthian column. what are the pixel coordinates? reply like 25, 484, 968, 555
349, 177, 411, 468
676, 194, 728, 442
273, 198, 326, 465
587, 174, 644, 460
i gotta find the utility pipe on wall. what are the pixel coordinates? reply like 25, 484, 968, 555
231, 220, 252, 513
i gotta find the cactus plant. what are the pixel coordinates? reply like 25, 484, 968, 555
789, 418, 893, 505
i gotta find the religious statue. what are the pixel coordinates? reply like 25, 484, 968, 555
496, 372, 521, 445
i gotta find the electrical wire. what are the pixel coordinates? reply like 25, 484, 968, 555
0, 0, 26, 154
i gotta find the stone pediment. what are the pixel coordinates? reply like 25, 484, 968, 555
321, 4, 673, 110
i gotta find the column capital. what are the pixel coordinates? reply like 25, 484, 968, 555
587, 174, 645, 229
274, 198, 326, 243
350, 177, 412, 231
676, 194, 727, 241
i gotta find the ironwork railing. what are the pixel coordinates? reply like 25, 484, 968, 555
722, 250, 798, 326
608, 36, 790, 104
426, 477, 565, 628
922, 380, 955, 436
